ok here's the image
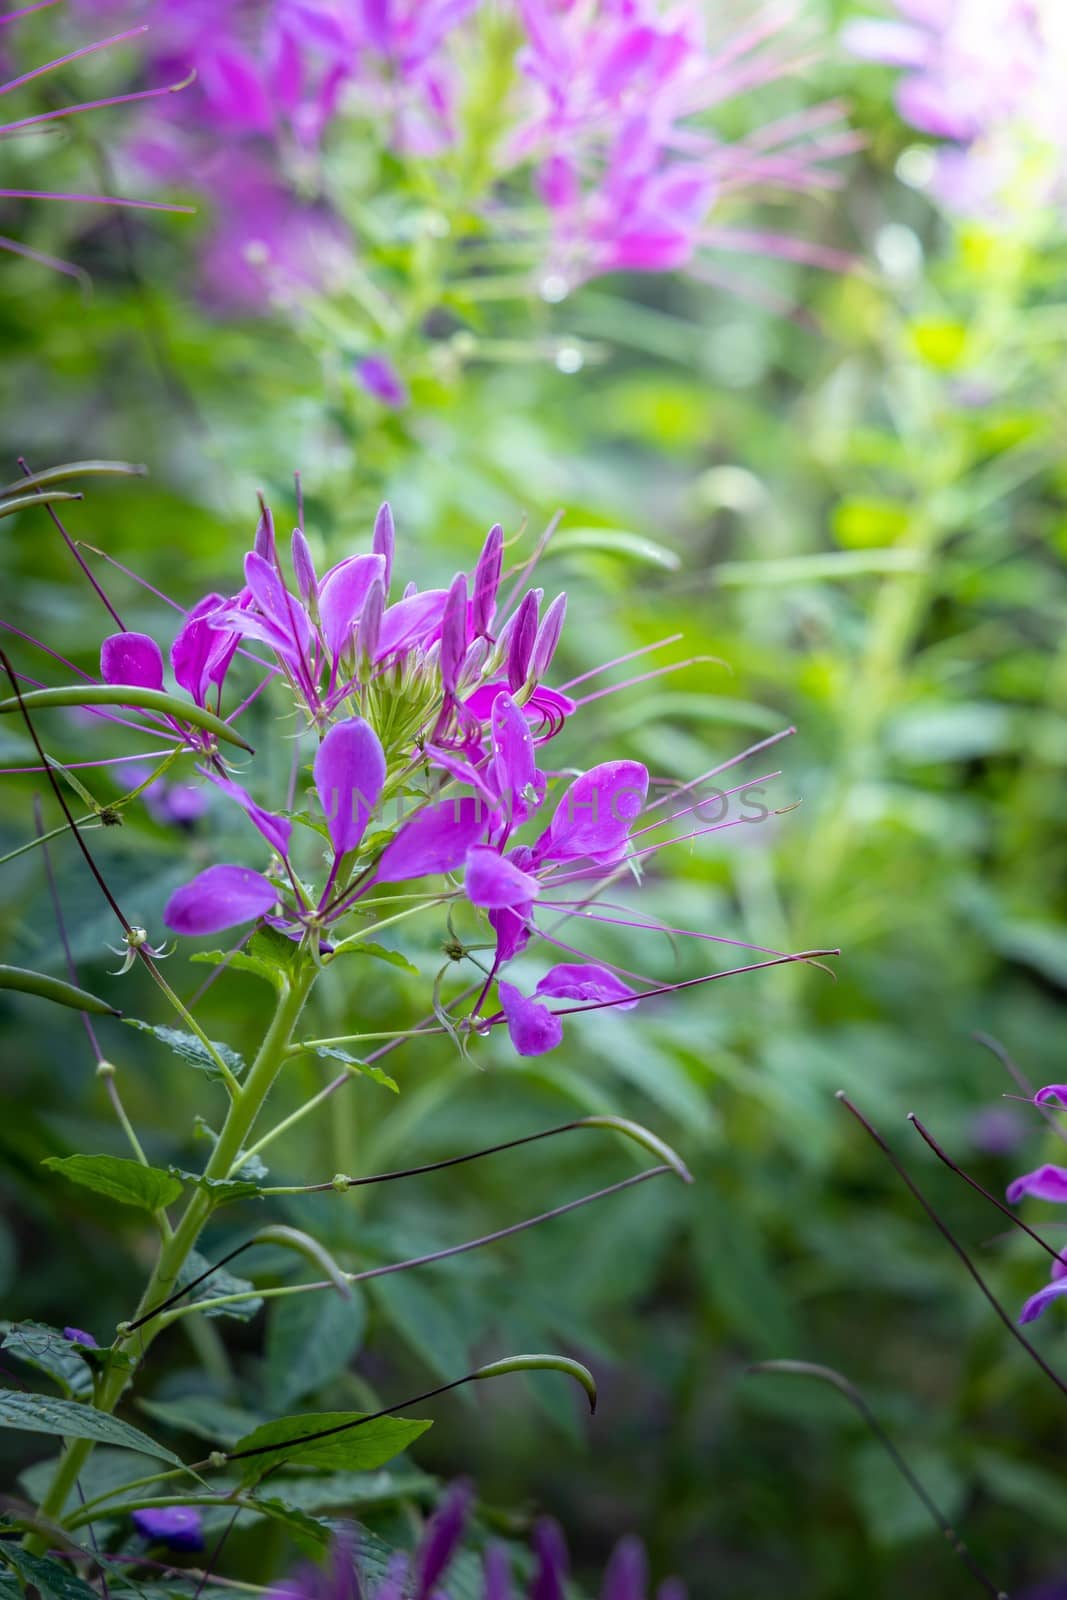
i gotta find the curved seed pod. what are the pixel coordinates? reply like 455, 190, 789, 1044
0, 460, 146, 498
0, 964, 120, 1016
0, 491, 82, 520
473, 1353, 597, 1413
0, 685, 253, 753
575, 1115, 692, 1183
249, 1225, 352, 1301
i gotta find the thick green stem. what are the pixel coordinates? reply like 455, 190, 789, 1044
25, 965, 316, 1550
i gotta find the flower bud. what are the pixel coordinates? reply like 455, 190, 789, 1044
359, 576, 385, 664
291, 527, 318, 607
440, 573, 469, 695
253, 500, 276, 561
530, 591, 567, 679
507, 591, 539, 692
472, 523, 503, 636
373, 502, 395, 590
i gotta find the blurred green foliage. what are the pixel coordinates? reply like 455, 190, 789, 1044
2, 5, 1067, 1599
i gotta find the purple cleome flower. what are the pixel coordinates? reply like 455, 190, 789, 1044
132, 1505, 205, 1551
270, 1481, 684, 1600
1006, 1088, 1067, 1322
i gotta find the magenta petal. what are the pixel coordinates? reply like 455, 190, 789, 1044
375, 796, 488, 883
314, 717, 386, 855
1018, 1278, 1067, 1325
465, 846, 540, 909
205, 771, 292, 857
439, 573, 469, 695
163, 864, 277, 936
318, 553, 386, 661
1006, 1165, 1067, 1205
539, 761, 649, 864
373, 503, 395, 589
101, 632, 165, 693
535, 962, 638, 1011
375, 590, 449, 660
471, 523, 503, 635
171, 594, 240, 708
498, 980, 563, 1058
1034, 1086, 1067, 1107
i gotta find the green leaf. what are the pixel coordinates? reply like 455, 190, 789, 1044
231, 1410, 432, 1479
253, 1469, 433, 1515
1, 1322, 93, 1399
0, 1389, 181, 1463
190, 926, 301, 992
137, 1396, 269, 1448
0, 965, 120, 1017
0, 685, 252, 753
312, 1047, 399, 1094
0, 1546, 100, 1600
126, 1021, 246, 1084
176, 1249, 262, 1322
241, 1497, 333, 1553
550, 525, 680, 570
328, 942, 419, 976
168, 1169, 265, 1204
42, 1154, 183, 1213
266, 1288, 367, 1411
370, 1275, 468, 1386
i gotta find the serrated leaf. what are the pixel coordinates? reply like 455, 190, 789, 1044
42, 1154, 183, 1213
312, 1047, 399, 1094
189, 926, 299, 992
266, 1288, 366, 1410
231, 1410, 431, 1479
0, 1389, 181, 1463
176, 1250, 262, 1323
2, 1322, 93, 1399
329, 942, 419, 976
137, 1396, 269, 1448
125, 1022, 246, 1084
0, 1546, 100, 1600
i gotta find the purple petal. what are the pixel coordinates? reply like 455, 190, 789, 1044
318, 553, 386, 661
373, 502, 395, 589
374, 1553, 410, 1600
489, 903, 532, 964
254, 501, 276, 561
63, 1326, 97, 1348
1018, 1277, 1067, 1326
499, 981, 563, 1058
171, 594, 241, 708
538, 761, 649, 865
163, 864, 277, 936
205, 770, 292, 857
472, 523, 503, 636
535, 962, 637, 1011
101, 632, 165, 693
244, 549, 312, 657
483, 1546, 513, 1600
375, 796, 489, 883
439, 573, 469, 695
414, 1480, 472, 1600
465, 845, 540, 909
840, 19, 931, 68
132, 1506, 204, 1551
356, 354, 409, 409
1034, 1086, 1067, 1107
490, 691, 540, 820
375, 590, 449, 661
529, 1518, 568, 1600
600, 1537, 648, 1600
314, 717, 386, 855
1006, 1165, 1067, 1205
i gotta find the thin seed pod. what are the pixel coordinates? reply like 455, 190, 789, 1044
250, 1225, 352, 1301
908, 1114, 1063, 1269
0, 963, 120, 1016
747, 1361, 1007, 1600
0, 685, 253, 753
836, 1091, 1067, 1404
223, 1351, 597, 1469
0, 490, 82, 519
0, 461, 146, 498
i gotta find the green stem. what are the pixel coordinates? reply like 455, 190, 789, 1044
25, 964, 317, 1550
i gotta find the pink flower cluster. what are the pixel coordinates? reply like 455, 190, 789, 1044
844, 0, 1067, 216
77, 0, 856, 313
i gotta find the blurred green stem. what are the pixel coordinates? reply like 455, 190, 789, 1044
24, 963, 317, 1551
